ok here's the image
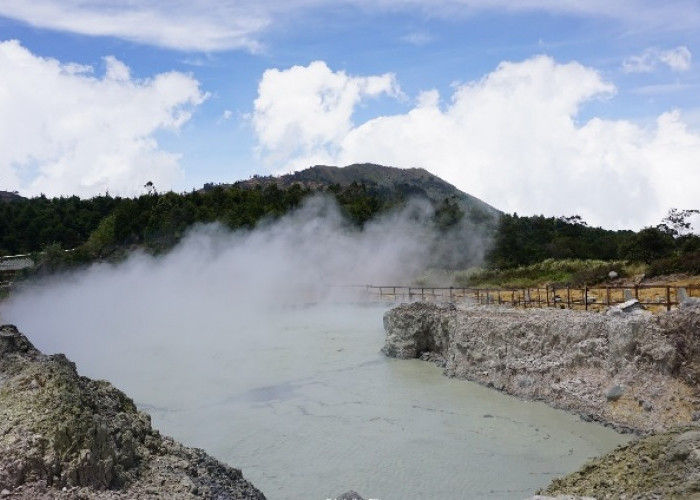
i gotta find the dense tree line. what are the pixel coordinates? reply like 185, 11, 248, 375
0, 182, 406, 260
486, 214, 632, 268
0, 195, 118, 255
485, 211, 700, 274
2, 184, 699, 276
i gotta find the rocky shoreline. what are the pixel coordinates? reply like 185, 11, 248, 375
0, 324, 266, 499
383, 301, 700, 497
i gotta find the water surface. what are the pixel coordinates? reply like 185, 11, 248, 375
7, 303, 629, 499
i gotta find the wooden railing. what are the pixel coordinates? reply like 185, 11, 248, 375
363, 284, 700, 312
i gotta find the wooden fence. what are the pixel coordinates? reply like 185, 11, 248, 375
363, 284, 700, 312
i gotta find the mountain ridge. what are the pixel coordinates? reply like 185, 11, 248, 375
231, 163, 501, 221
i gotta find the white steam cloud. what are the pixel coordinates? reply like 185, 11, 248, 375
1, 195, 481, 388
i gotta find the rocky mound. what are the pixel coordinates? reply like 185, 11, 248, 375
0, 324, 266, 499
538, 424, 700, 498
383, 302, 700, 433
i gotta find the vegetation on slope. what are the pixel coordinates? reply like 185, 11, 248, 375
476, 209, 700, 286
453, 259, 641, 288
232, 163, 501, 224
1, 165, 698, 288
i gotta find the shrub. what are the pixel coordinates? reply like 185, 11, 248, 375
648, 250, 700, 277
459, 259, 632, 288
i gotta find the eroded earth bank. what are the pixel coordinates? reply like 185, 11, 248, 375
383, 301, 700, 498
0, 324, 266, 499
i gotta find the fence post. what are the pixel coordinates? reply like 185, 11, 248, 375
567, 287, 571, 309
584, 285, 588, 311
666, 286, 671, 311
634, 285, 639, 300
545, 285, 550, 308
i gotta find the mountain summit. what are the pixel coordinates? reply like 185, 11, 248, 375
235, 163, 501, 222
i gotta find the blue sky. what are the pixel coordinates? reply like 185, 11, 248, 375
1, 1, 699, 229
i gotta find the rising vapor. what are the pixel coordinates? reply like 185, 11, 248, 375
1, 194, 484, 388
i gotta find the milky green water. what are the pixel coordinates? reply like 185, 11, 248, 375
8, 303, 630, 499
136, 304, 629, 499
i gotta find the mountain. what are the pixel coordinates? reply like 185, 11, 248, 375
0, 191, 25, 202
233, 163, 501, 222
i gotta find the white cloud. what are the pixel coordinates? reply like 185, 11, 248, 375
0, 40, 207, 197
253, 61, 403, 168
1, 1, 698, 52
623, 46, 692, 73
253, 55, 700, 230
219, 109, 234, 122
401, 31, 433, 46
0, 1, 268, 52
659, 46, 693, 71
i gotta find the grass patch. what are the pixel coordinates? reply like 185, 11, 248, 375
450, 259, 642, 288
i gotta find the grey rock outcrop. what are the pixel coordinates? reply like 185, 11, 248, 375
539, 423, 700, 498
0, 324, 266, 499
383, 302, 700, 433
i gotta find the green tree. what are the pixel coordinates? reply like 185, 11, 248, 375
84, 214, 117, 258
619, 227, 675, 264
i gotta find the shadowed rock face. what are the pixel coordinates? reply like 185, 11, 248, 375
0, 324, 266, 499
383, 302, 700, 433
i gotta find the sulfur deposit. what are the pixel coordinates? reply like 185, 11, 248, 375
0, 324, 266, 499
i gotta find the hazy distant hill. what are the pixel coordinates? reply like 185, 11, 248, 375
233, 163, 501, 222
0, 191, 25, 202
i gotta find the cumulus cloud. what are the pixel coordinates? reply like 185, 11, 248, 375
253, 61, 403, 168
0, 40, 207, 197
623, 46, 692, 73
253, 56, 700, 230
1, 1, 698, 52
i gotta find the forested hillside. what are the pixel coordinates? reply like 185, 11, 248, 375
233, 163, 500, 224
1, 185, 311, 257
2, 166, 699, 280
485, 211, 700, 277
0, 178, 476, 263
